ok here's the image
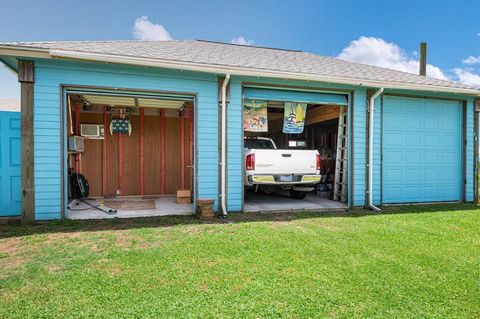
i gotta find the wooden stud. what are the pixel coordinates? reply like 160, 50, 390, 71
103, 108, 108, 196
118, 133, 124, 196
75, 103, 81, 172
18, 61, 35, 224
160, 110, 165, 194
474, 106, 479, 204
181, 110, 185, 189
140, 108, 145, 195
189, 108, 193, 190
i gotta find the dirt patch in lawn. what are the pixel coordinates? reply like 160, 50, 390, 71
0, 237, 22, 254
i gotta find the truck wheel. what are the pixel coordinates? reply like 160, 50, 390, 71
289, 189, 308, 200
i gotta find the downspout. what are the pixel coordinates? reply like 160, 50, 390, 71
368, 88, 384, 211
220, 74, 231, 218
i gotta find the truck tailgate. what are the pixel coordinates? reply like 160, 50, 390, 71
253, 149, 318, 175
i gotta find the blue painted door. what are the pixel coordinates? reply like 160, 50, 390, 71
382, 96, 462, 203
0, 111, 21, 216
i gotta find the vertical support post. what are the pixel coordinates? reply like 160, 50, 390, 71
463, 101, 468, 202
474, 99, 480, 204
118, 133, 124, 196
181, 110, 185, 189
140, 108, 145, 195
160, 110, 165, 194
419, 42, 427, 76
189, 108, 193, 190
18, 61, 35, 224
75, 103, 80, 172
103, 107, 108, 196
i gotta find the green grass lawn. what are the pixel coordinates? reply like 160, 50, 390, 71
1, 204, 479, 318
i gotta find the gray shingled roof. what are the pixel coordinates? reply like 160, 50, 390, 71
1, 40, 477, 92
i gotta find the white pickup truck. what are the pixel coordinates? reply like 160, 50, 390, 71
244, 137, 321, 199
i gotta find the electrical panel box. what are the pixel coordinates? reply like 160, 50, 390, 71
80, 124, 104, 139
68, 136, 84, 152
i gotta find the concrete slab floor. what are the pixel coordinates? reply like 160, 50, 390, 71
244, 190, 347, 213
67, 196, 193, 220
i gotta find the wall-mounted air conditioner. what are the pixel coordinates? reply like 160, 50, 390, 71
68, 136, 84, 152
80, 124, 105, 139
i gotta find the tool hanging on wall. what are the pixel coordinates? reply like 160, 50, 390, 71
109, 106, 132, 135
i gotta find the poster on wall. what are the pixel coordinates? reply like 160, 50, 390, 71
283, 102, 307, 134
243, 99, 268, 132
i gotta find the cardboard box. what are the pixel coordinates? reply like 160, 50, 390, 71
176, 189, 192, 204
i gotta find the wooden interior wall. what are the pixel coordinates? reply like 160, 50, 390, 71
123, 115, 141, 195
69, 105, 193, 197
144, 115, 163, 195
78, 113, 103, 196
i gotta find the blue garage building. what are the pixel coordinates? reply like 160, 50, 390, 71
0, 40, 478, 222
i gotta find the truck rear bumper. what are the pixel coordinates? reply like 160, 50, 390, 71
246, 174, 321, 186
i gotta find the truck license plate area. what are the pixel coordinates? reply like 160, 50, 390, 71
279, 175, 293, 182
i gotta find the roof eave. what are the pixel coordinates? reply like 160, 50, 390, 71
0, 45, 478, 96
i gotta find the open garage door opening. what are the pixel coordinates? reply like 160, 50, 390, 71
64, 89, 195, 219
242, 87, 349, 212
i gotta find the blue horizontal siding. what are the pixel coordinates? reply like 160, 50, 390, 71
353, 88, 367, 206
227, 80, 243, 211
29, 58, 476, 219
466, 98, 474, 202
33, 59, 219, 220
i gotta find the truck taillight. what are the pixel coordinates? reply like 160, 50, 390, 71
316, 154, 321, 171
246, 153, 255, 170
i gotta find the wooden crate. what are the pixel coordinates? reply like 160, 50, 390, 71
196, 198, 215, 219
176, 189, 192, 204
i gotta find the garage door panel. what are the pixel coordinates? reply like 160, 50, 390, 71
440, 151, 457, 165
405, 151, 421, 165
405, 134, 421, 147
441, 118, 456, 130
440, 186, 461, 200
405, 187, 422, 201
405, 117, 421, 129
423, 151, 439, 163
385, 169, 402, 181
423, 186, 439, 199
384, 116, 402, 129
405, 169, 421, 181
384, 150, 402, 164
383, 97, 462, 203
424, 134, 440, 148
442, 135, 458, 148
384, 186, 403, 202
384, 132, 403, 146
423, 169, 439, 182
424, 117, 439, 130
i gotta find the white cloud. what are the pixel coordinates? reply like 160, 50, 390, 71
231, 36, 254, 46
462, 56, 480, 65
133, 16, 172, 41
337, 36, 448, 80
453, 68, 480, 87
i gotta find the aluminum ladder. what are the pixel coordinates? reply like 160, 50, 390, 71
333, 106, 348, 202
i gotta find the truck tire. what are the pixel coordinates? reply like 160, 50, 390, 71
289, 189, 308, 200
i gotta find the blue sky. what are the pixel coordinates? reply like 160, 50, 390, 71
1, 0, 479, 108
